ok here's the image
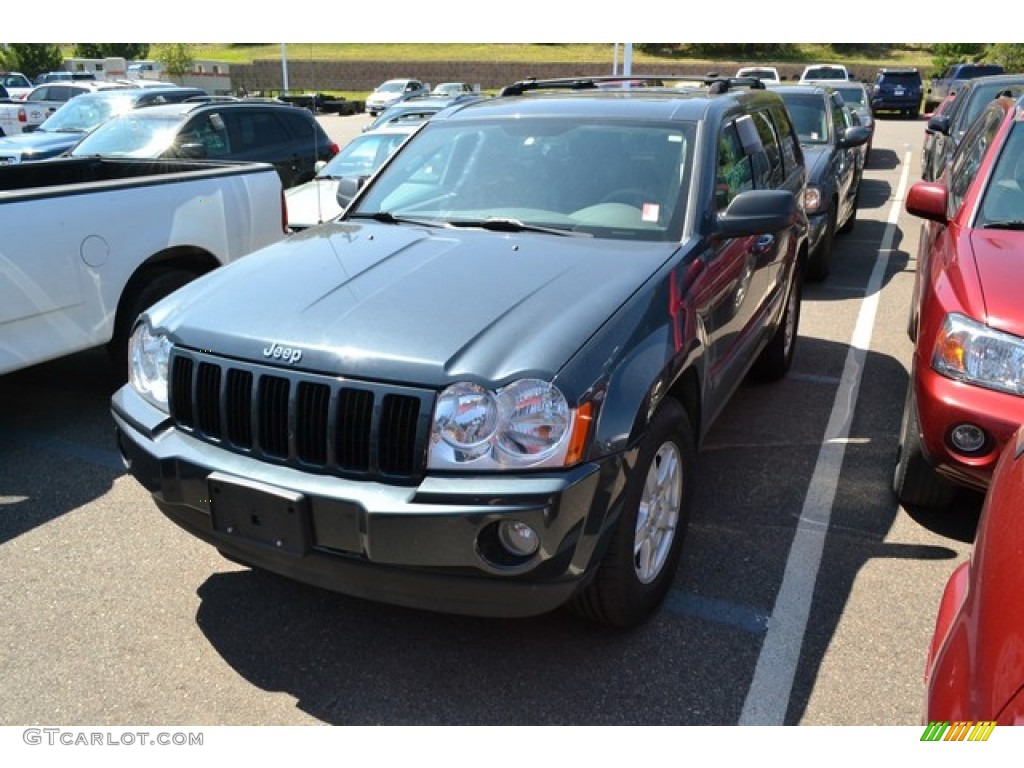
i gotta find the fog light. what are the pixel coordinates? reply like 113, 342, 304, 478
497, 520, 539, 557
949, 423, 987, 454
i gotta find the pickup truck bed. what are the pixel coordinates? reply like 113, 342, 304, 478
0, 157, 286, 375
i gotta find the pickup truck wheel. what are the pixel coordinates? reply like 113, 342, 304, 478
569, 399, 694, 628
893, 382, 954, 510
805, 207, 835, 283
108, 268, 197, 379
750, 270, 801, 381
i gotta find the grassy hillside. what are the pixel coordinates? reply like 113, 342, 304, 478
185, 43, 934, 70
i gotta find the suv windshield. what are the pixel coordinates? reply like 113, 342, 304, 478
835, 86, 866, 107
804, 67, 847, 80
777, 92, 830, 144
70, 113, 185, 157
38, 94, 135, 133
350, 118, 695, 241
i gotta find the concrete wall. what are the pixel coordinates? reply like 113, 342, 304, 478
230, 59, 859, 95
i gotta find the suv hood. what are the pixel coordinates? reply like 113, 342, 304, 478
0, 130, 83, 159
151, 222, 680, 387
970, 229, 1024, 337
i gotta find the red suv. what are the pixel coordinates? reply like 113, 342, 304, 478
895, 94, 1024, 509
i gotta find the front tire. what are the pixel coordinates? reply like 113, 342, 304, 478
893, 381, 954, 510
569, 399, 695, 628
805, 207, 836, 282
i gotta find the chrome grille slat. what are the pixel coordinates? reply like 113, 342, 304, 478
168, 350, 432, 482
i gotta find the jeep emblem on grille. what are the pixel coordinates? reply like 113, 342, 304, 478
263, 342, 303, 364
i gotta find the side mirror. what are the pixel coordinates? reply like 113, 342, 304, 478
716, 189, 797, 238
927, 114, 951, 136
336, 176, 366, 209
905, 181, 948, 224
838, 125, 870, 149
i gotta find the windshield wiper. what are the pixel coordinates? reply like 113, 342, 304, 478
984, 220, 1024, 230
446, 217, 592, 237
348, 211, 445, 228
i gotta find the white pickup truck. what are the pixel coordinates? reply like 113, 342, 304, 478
0, 157, 286, 375
0, 97, 46, 137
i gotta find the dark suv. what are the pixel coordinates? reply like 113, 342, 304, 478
772, 84, 870, 280
69, 100, 339, 189
870, 68, 924, 118
0, 87, 208, 163
112, 76, 807, 627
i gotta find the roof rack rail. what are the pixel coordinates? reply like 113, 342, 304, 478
498, 74, 766, 97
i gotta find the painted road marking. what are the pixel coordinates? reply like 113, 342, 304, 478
738, 149, 914, 725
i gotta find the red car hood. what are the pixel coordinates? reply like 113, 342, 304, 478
971, 229, 1024, 335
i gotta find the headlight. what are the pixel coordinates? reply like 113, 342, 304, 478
128, 322, 173, 410
932, 313, 1024, 396
804, 186, 822, 214
428, 379, 584, 470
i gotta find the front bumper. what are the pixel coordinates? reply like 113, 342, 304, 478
870, 95, 920, 112
914, 364, 1024, 492
112, 385, 626, 618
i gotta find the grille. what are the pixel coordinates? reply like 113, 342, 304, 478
169, 350, 434, 481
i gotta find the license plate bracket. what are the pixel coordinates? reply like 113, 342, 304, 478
209, 472, 311, 556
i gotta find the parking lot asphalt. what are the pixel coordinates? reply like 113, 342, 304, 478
0, 114, 980, 727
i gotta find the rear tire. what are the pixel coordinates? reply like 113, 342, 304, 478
750, 269, 801, 381
893, 381, 954, 510
569, 399, 695, 628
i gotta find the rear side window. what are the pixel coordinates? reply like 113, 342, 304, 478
750, 110, 783, 188
230, 110, 290, 150
769, 104, 801, 175
948, 105, 1003, 214
716, 120, 754, 210
278, 110, 320, 141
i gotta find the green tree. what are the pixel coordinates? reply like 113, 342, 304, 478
74, 43, 150, 60
3, 44, 64, 79
155, 43, 194, 82
931, 43, 985, 75
985, 44, 1024, 73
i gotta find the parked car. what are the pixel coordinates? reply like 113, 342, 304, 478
0, 71, 33, 100
921, 73, 1024, 182
112, 75, 808, 628
895, 93, 1024, 510
33, 71, 98, 85
869, 68, 923, 119
0, 156, 286, 376
799, 64, 850, 84
364, 79, 429, 116
735, 67, 781, 86
13, 80, 132, 129
771, 84, 870, 280
362, 94, 482, 132
68, 100, 339, 190
285, 122, 418, 230
431, 82, 475, 98
921, 93, 959, 178
925, 62, 1005, 113
924, 424, 1024, 722
833, 82, 874, 160
0, 87, 208, 164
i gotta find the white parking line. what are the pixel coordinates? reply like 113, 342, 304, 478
738, 149, 914, 725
